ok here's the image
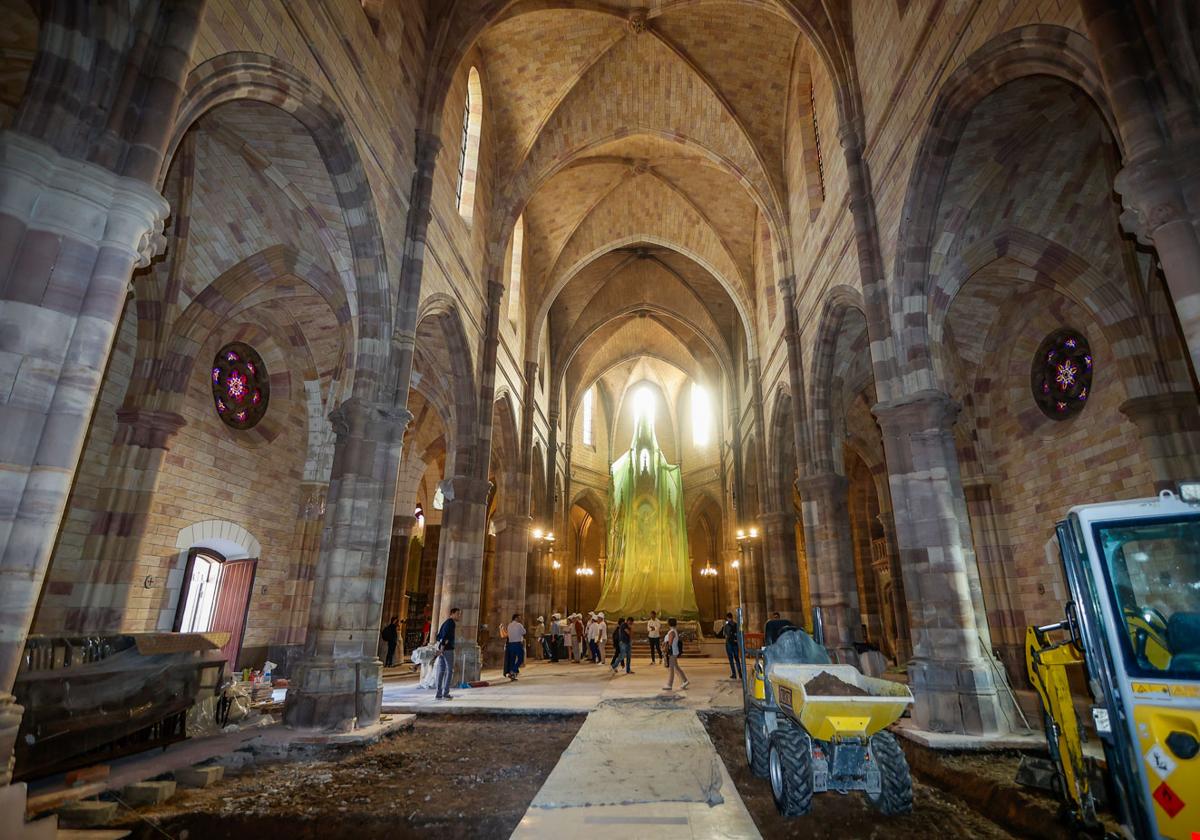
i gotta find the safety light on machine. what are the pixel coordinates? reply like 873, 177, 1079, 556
1179, 481, 1200, 504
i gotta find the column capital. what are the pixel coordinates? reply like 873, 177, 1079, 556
1114, 144, 1200, 245
114, 407, 186, 449
758, 509, 795, 530
492, 513, 532, 533
1119, 390, 1200, 425
329, 397, 412, 441
872, 389, 960, 434
444, 475, 493, 506
413, 128, 444, 168
794, 471, 848, 498
0, 130, 169, 268
392, 514, 418, 535
776, 274, 796, 298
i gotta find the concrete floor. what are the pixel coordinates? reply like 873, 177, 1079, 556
380, 655, 747, 714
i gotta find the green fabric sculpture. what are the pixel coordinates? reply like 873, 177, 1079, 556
596, 402, 699, 618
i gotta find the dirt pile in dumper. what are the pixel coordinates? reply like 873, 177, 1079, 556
804, 672, 869, 697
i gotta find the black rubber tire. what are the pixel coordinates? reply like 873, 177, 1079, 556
768, 720, 813, 817
867, 730, 914, 816
745, 706, 770, 778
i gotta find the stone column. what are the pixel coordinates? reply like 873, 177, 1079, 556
283, 398, 409, 730
794, 472, 860, 664
1078, 1, 1200, 378
961, 477, 1023, 687
1119, 391, 1200, 490
0, 131, 169, 781
75, 406, 186, 631
490, 513, 531, 648
760, 509, 804, 619
873, 390, 1003, 735
430, 475, 493, 683
381, 514, 417, 630
283, 482, 326, 648
875, 512, 911, 663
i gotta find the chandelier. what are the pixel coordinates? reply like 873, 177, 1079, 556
575, 565, 595, 576
700, 565, 717, 577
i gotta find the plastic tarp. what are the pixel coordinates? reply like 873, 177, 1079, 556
596, 411, 699, 618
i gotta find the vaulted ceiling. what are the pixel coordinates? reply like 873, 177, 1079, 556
438, 0, 843, 423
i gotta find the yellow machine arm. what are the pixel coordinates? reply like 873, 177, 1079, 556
1026, 619, 1099, 828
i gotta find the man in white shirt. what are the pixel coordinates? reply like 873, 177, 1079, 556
504, 613, 526, 680
646, 611, 663, 664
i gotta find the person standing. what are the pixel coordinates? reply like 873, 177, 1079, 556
550, 613, 564, 662
573, 613, 586, 663
662, 617, 689, 691
564, 613, 577, 662
420, 605, 433, 646
610, 618, 633, 674
646, 611, 662, 664
595, 613, 608, 662
434, 607, 461, 700
381, 615, 400, 668
722, 612, 742, 680
586, 614, 602, 663
534, 616, 546, 660
504, 613, 526, 681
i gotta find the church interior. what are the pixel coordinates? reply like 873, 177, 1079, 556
1, 1, 1199, 837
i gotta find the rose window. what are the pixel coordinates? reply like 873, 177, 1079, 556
1031, 328, 1093, 421
211, 342, 269, 430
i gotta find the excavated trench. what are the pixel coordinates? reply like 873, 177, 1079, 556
114, 713, 584, 840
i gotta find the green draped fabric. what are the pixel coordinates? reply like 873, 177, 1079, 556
596, 410, 699, 618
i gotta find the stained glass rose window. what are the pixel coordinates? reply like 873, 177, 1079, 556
1031, 328, 1092, 421
211, 342, 269, 430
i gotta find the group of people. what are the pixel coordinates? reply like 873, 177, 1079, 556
412, 607, 749, 700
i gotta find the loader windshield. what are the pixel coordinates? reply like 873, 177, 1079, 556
1094, 515, 1200, 678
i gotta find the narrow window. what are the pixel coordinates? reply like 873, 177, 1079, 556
582, 387, 594, 446
457, 67, 483, 222
508, 215, 524, 326
692, 382, 711, 446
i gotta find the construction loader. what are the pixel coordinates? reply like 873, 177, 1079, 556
739, 613, 915, 816
1024, 487, 1200, 839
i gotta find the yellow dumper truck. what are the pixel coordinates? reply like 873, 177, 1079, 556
740, 619, 915, 816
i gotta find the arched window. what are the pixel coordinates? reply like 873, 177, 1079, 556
581, 386, 595, 446
796, 62, 825, 216
457, 67, 483, 222
691, 382, 711, 446
508, 215, 524, 326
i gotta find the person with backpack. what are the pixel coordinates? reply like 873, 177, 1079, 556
722, 612, 742, 680
381, 615, 400, 667
662, 617, 689, 691
609, 618, 633, 674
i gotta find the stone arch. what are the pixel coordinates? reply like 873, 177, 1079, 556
158, 245, 351, 401
414, 297, 480, 477
807, 285, 869, 473
767, 390, 798, 513
929, 229, 1162, 401
489, 391, 520, 511
168, 52, 389, 398
882, 25, 1116, 400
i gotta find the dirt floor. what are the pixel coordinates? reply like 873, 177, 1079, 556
114, 714, 583, 840
701, 711, 1024, 839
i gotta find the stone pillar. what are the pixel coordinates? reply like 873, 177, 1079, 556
760, 510, 804, 619
1119, 391, 1200, 490
381, 514, 417, 630
961, 477, 1023, 687
490, 513, 531, 650
283, 398, 409, 730
0, 131, 169, 782
74, 406, 186, 631
794, 473, 860, 664
875, 512, 912, 663
873, 390, 1004, 735
283, 482, 326, 647
430, 475, 492, 683
1078, 1, 1200, 379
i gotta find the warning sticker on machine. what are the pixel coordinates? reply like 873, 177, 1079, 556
1153, 781, 1186, 818
1132, 682, 1170, 696
1146, 744, 1178, 780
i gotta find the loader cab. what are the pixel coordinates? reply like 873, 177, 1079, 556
1061, 489, 1200, 839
